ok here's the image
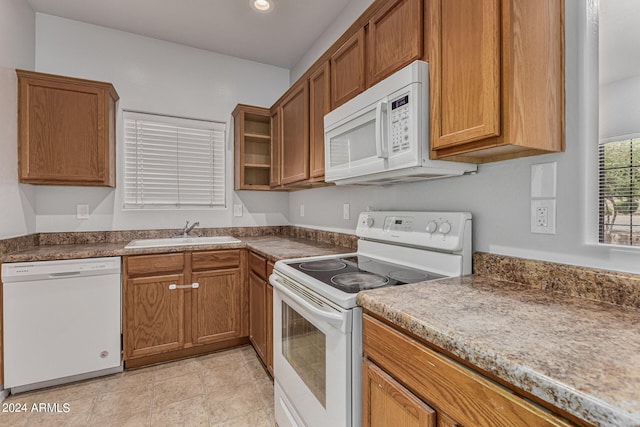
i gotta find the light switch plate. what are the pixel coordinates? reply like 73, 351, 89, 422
300, 204, 305, 217
343, 203, 350, 220
233, 204, 243, 217
76, 204, 89, 220
531, 162, 557, 198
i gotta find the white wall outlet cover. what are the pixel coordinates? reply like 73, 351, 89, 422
300, 204, 305, 217
531, 199, 556, 234
76, 204, 89, 220
343, 203, 350, 220
531, 162, 557, 198
233, 204, 243, 217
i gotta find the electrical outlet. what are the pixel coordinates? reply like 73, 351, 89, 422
343, 203, 350, 220
300, 204, 305, 217
233, 204, 243, 217
536, 206, 548, 227
531, 199, 556, 234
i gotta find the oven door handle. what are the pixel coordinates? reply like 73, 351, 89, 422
271, 276, 347, 329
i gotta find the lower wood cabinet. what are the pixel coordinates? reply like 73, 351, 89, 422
123, 250, 248, 367
248, 251, 274, 375
363, 359, 436, 427
363, 314, 574, 427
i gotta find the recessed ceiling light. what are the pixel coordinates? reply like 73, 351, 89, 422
252, 0, 273, 12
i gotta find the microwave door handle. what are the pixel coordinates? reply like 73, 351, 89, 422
375, 100, 389, 159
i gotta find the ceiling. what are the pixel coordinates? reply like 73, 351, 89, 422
26, 0, 353, 69
599, 0, 640, 85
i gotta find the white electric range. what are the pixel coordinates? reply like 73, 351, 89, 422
269, 211, 472, 427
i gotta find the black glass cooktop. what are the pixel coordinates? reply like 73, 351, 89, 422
287, 255, 446, 293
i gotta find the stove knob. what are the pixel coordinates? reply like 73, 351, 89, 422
425, 221, 438, 233
438, 221, 452, 235
364, 216, 374, 227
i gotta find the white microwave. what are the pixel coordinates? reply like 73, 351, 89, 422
324, 61, 477, 185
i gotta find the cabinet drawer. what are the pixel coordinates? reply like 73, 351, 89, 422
363, 315, 571, 427
126, 253, 185, 276
249, 251, 267, 279
192, 250, 240, 271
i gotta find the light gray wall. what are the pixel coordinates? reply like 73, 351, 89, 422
600, 75, 640, 139
289, 0, 640, 274
0, 1, 36, 239
0, 0, 36, 70
33, 14, 291, 232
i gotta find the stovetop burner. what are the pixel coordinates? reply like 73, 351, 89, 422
286, 255, 446, 294
330, 272, 390, 292
299, 259, 347, 272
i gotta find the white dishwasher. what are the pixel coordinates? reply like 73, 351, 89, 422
2, 257, 123, 393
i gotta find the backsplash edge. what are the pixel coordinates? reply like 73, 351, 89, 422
473, 252, 640, 309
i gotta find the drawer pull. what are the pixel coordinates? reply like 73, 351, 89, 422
169, 284, 177, 290
192, 282, 200, 289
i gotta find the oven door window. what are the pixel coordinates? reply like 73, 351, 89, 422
282, 301, 326, 407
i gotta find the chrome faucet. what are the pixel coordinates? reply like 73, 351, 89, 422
176, 220, 199, 237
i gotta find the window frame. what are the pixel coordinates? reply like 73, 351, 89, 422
121, 110, 226, 210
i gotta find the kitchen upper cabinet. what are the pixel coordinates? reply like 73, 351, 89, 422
331, 27, 366, 109
429, 0, 564, 163
16, 70, 119, 186
279, 80, 310, 185
309, 61, 330, 180
363, 359, 436, 427
233, 104, 272, 190
123, 250, 247, 367
363, 315, 574, 427
367, 0, 423, 86
270, 105, 282, 187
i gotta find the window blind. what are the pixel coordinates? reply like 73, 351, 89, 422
598, 136, 640, 245
123, 111, 226, 208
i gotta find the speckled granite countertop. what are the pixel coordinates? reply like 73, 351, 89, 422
242, 236, 354, 262
0, 236, 352, 263
357, 275, 640, 427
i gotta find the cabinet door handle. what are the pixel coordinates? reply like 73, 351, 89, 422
169, 283, 199, 290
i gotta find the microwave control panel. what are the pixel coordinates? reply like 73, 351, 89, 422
390, 93, 411, 154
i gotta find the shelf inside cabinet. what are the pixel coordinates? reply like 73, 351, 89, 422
233, 104, 273, 190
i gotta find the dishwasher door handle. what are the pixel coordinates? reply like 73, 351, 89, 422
49, 271, 81, 278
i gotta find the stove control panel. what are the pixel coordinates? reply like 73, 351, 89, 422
356, 211, 472, 252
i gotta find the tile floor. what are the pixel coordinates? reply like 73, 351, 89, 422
0, 345, 275, 426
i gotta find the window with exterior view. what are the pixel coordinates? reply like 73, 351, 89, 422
599, 137, 640, 245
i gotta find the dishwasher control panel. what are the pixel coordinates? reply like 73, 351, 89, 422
2, 257, 121, 282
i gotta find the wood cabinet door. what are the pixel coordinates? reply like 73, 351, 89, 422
363, 360, 436, 427
429, 0, 501, 151
17, 75, 113, 186
191, 269, 243, 345
280, 81, 310, 185
331, 27, 366, 109
309, 62, 330, 179
249, 271, 267, 362
124, 274, 185, 359
368, 0, 423, 86
270, 105, 282, 187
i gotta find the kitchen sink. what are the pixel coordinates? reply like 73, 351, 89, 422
124, 236, 241, 249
